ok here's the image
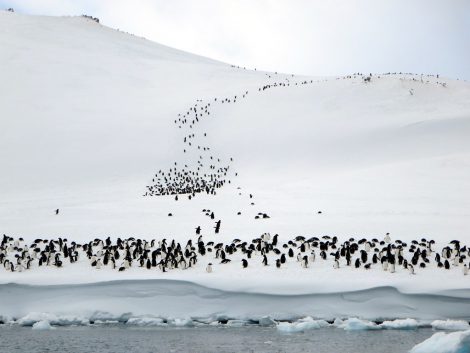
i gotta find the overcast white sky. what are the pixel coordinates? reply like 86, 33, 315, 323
2, 0, 469, 79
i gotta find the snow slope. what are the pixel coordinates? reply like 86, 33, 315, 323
1, 11, 470, 302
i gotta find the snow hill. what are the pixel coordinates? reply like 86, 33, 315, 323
1, 11, 470, 299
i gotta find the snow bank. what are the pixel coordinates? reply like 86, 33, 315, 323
410, 330, 470, 353
432, 320, 470, 331
380, 318, 420, 330
32, 320, 55, 330
3, 280, 470, 323
276, 317, 329, 333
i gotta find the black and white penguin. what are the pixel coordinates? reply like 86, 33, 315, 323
262, 255, 268, 266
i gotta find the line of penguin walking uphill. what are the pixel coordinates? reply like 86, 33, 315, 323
143, 71, 445, 201
143, 69, 342, 199
1, 233, 469, 277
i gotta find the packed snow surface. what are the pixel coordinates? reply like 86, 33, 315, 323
1, 10, 470, 315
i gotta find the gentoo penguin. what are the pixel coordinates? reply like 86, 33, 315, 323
409, 264, 415, 275
55, 209, 59, 215
242, 259, 248, 268
389, 263, 395, 273
333, 259, 339, 269
464, 264, 469, 275
206, 263, 213, 273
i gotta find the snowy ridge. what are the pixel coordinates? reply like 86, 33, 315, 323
2, 280, 470, 323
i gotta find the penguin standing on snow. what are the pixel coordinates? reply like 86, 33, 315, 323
206, 263, 213, 273
214, 220, 221, 234
309, 250, 316, 263
384, 233, 391, 243
242, 259, 248, 268
301, 255, 308, 268
262, 255, 268, 266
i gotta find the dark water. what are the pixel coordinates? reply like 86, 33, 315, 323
0, 325, 435, 353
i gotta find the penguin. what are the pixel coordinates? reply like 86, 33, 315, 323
333, 259, 339, 269
262, 255, 268, 266
55, 209, 59, 215
276, 259, 281, 268
464, 264, 468, 275
301, 256, 308, 268
206, 263, 212, 273
309, 250, 316, 263
242, 259, 248, 268
384, 233, 391, 243
444, 260, 450, 269
288, 248, 294, 258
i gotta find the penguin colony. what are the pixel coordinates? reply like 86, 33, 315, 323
143, 72, 447, 199
1, 233, 468, 276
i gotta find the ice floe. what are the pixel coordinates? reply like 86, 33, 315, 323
410, 330, 470, 353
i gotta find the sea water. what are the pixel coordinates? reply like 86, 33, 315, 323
0, 325, 435, 353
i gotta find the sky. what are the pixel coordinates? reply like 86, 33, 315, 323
1, 0, 469, 79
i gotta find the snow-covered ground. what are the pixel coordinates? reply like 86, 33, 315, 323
1, 11, 470, 320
